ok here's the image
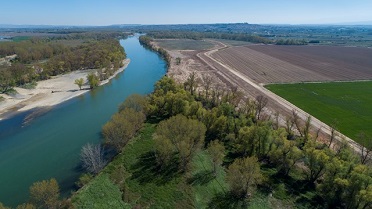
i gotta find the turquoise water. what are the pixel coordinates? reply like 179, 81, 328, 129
0, 35, 166, 206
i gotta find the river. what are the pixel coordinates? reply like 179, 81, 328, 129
0, 35, 167, 206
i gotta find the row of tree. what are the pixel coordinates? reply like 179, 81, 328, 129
146, 31, 272, 44
139, 35, 171, 67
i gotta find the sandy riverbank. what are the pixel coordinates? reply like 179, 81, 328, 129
0, 59, 130, 120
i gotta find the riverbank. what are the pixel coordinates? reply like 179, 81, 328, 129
0, 59, 130, 120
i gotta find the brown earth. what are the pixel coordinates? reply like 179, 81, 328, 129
212, 45, 372, 84
155, 39, 368, 154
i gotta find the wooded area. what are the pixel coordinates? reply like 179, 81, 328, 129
0, 34, 126, 93
70, 76, 371, 209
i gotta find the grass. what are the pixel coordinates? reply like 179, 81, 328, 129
72, 123, 295, 208
266, 81, 372, 144
72, 174, 130, 209
156, 39, 215, 50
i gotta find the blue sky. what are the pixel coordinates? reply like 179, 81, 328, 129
1, 0, 372, 25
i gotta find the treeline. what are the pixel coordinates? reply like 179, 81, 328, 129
0, 38, 67, 62
49, 31, 129, 41
43, 39, 126, 76
146, 31, 272, 44
139, 35, 171, 67
275, 38, 308, 45
0, 38, 126, 93
73, 75, 371, 208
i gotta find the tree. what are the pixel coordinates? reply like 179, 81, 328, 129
226, 156, 263, 198
154, 114, 206, 171
184, 71, 198, 95
328, 120, 339, 148
119, 94, 148, 113
87, 73, 100, 89
0, 69, 15, 93
74, 78, 84, 90
303, 141, 331, 183
346, 164, 372, 209
233, 124, 271, 158
102, 108, 145, 152
201, 74, 214, 101
102, 113, 135, 152
119, 108, 146, 131
80, 143, 107, 174
207, 140, 225, 176
29, 178, 60, 209
268, 128, 303, 176
356, 132, 372, 165
175, 57, 181, 65
255, 95, 268, 121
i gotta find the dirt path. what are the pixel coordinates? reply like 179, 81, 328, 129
200, 41, 364, 154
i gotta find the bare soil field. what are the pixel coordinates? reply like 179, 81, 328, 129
212, 45, 372, 84
156, 39, 367, 153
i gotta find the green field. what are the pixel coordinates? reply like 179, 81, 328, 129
266, 81, 372, 144
156, 39, 215, 50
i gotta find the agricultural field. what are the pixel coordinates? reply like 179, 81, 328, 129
266, 81, 372, 144
211, 45, 372, 84
209, 39, 252, 46
155, 39, 215, 50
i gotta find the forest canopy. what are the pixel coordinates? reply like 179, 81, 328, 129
0, 33, 126, 93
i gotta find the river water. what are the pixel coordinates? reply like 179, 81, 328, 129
0, 35, 166, 206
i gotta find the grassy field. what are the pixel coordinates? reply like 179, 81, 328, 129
266, 81, 372, 144
156, 39, 215, 50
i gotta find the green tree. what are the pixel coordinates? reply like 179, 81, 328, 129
268, 128, 303, 176
87, 73, 100, 89
0, 69, 15, 93
184, 71, 198, 95
207, 140, 225, 176
102, 108, 145, 152
303, 141, 331, 183
346, 164, 372, 209
29, 178, 60, 209
119, 94, 148, 114
233, 124, 271, 158
74, 78, 84, 90
226, 156, 263, 198
154, 114, 206, 171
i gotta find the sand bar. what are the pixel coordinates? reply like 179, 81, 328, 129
0, 59, 130, 120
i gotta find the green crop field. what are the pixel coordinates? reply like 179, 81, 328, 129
266, 81, 372, 145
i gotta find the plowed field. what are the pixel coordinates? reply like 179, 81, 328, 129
212, 45, 372, 84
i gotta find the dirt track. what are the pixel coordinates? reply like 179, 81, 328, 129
158, 39, 367, 154
201, 42, 364, 153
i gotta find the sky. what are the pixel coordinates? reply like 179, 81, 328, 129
1, 0, 372, 26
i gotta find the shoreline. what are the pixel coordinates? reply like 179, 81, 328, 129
0, 59, 130, 121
